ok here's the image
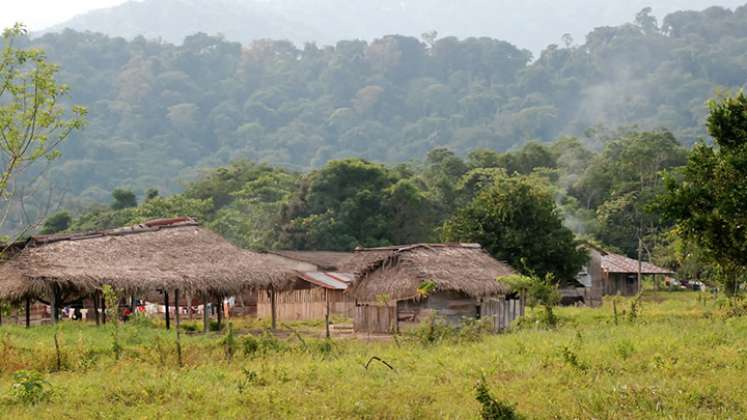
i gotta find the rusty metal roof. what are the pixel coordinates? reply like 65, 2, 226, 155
297, 271, 352, 290
601, 253, 673, 275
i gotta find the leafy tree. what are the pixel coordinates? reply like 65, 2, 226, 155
658, 92, 747, 296
443, 172, 588, 284
0, 24, 86, 233
40, 211, 72, 234
111, 188, 137, 210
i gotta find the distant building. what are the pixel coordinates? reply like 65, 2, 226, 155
255, 251, 356, 321
562, 246, 604, 307
343, 243, 523, 334
599, 250, 673, 296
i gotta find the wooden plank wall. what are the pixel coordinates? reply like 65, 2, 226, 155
257, 288, 356, 321
353, 305, 397, 334
480, 297, 524, 332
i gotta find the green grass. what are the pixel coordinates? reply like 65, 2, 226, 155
0, 292, 745, 419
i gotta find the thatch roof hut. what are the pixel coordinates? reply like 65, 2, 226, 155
344, 243, 515, 303
342, 244, 522, 334
0, 217, 294, 304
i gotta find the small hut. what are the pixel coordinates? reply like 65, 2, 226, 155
599, 249, 673, 296
0, 217, 293, 329
344, 244, 523, 334
256, 251, 356, 321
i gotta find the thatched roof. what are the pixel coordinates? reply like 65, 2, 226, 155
270, 250, 352, 271
0, 217, 295, 302
344, 244, 516, 302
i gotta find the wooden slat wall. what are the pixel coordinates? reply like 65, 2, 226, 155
480, 297, 524, 332
353, 305, 397, 334
257, 289, 356, 321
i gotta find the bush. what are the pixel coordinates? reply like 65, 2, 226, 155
475, 377, 521, 420
241, 331, 286, 357
10, 370, 52, 405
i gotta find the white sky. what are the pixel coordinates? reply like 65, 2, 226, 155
1, 0, 130, 32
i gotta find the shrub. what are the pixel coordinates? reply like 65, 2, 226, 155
475, 377, 521, 420
558, 345, 589, 372
409, 315, 455, 345
10, 370, 52, 405
241, 331, 286, 357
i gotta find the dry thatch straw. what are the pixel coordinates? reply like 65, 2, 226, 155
0, 217, 296, 303
343, 243, 516, 303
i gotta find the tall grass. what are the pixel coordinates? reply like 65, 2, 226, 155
0, 292, 745, 418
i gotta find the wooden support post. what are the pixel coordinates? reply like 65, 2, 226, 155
93, 293, 100, 326
164, 290, 171, 330
202, 293, 209, 333
325, 289, 331, 339
51, 285, 59, 324
188, 293, 194, 321
0, 300, 2, 326
270, 288, 277, 331
174, 289, 180, 328
130, 295, 136, 312
25, 297, 31, 328
216, 297, 223, 331
101, 292, 107, 324
175, 289, 182, 367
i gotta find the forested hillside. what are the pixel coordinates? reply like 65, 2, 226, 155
5, 5, 746, 226
43, 0, 747, 54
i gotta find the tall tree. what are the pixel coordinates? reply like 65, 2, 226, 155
443, 172, 588, 284
0, 24, 86, 234
658, 92, 747, 296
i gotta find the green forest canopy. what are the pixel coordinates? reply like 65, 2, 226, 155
11, 4, 747, 210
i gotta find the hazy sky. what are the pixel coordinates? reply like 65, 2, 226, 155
1, 0, 129, 31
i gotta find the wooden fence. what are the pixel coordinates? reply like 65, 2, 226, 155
353, 305, 397, 334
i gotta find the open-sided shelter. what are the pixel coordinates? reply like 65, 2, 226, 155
344, 243, 523, 334
0, 217, 294, 329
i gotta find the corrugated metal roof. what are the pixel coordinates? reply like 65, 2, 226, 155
298, 272, 352, 290
601, 253, 673, 275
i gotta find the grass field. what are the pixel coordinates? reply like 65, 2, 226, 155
0, 292, 745, 419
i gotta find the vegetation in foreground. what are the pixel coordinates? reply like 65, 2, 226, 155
0, 292, 745, 419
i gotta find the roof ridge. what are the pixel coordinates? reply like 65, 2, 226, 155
354, 243, 482, 252
30, 217, 199, 246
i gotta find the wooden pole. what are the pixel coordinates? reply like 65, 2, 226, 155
270, 288, 277, 331
325, 289, 331, 339
51, 285, 59, 324
202, 293, 209, 333
175, 289, 182, 367
25, 297, 31, 328
188, 293, 194, 321
0, 300, 2, 326
101, 292, 107, 324
93, 293, 100, 326
164, 290, 171, 330
216, 297, 223, 331
637, 237, 643, 294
